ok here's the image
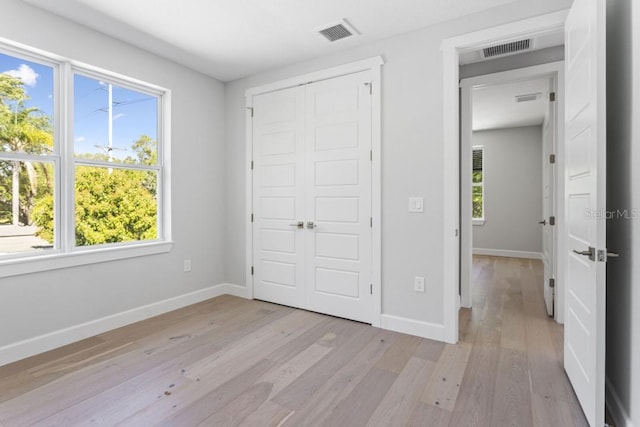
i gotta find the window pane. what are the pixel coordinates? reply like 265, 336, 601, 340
472, 171, 483, 183
74, 75, 158, 165
75, 165, 158, 247
472, 185, 483, 219
0, 53, 54, 155
0, 159, 54, 254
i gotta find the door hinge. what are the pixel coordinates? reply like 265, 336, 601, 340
370, 150, 373, 161
250, 213, 254, 222
365, 82, 372, 95
550, 92, 556, 102
370, 217, 373, 228
549, 216, 556, 226
251, 161, 254, 170
370, 284, 373, 294
549, 278, 555, 288
251, 266, 254, 275
549, 154, 556, 164
247, 107, 254, 117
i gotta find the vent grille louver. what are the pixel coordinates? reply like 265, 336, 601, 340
318, 23, 353, 42
483, 39, 531, 58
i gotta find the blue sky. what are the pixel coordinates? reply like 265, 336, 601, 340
1, 52, 157, 162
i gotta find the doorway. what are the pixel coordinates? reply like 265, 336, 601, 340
459, 63, 564, 325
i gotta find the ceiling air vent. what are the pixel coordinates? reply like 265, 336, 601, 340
318, 20, 359, 42
483, 39, 531, 59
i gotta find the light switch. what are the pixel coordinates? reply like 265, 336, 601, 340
408, 197, 424, 213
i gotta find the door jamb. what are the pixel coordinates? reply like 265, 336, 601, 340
441, 10, 568, 343
244, 56, 384, 327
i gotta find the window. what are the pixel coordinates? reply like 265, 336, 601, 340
472, 146, 484, 221
0, 43, 170, 274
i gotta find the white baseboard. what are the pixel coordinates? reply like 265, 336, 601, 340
380, 314, 445, 341
473, 248, 543, 260
0, 282, 248, 367
606, 376, 635, 427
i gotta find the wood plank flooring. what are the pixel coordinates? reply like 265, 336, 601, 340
0, 256, 588, 426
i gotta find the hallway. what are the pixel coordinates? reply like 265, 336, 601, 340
455, 255, 588, 425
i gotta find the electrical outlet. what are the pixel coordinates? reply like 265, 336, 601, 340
183, 259, 192, 272
414, 276, 425, 292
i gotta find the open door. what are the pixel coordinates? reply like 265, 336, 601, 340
564, 0, 607, 425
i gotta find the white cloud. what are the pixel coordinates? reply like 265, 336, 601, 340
75, 136, 86, 143
4, 64, 39, 87
113, 113, 125, 120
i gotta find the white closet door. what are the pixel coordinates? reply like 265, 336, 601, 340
304, 71, 373, 323
252, 86, 306, 308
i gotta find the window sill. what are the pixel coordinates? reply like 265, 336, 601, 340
0, 241, 173, 279
472, 219, 486, 226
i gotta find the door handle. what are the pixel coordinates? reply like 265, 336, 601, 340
573, 246, 596, 261
539, 220, 547, 225
607, 251, 620, 259
289, 221, 304, 229
306, 221, 317, 229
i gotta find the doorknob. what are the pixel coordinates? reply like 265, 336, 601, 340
539, 219, 547, 225
306, 221, 317, 229
289, 221, 304, 229
573, 246, 596, 261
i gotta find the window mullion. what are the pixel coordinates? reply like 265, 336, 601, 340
61, 62, 75, 252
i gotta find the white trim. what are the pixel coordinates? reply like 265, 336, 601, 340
0, 282, 243, 367
442, 10, 568, 344
472, 248, 543, 260
244, 56, 384, 327
244, 57, 384, 97
606, 377, 635, 427
380, 314, 445, 342
0, 241, 173, 278
472, 219, 485, 226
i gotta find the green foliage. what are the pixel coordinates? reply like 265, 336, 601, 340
32, 135, 159, 245
74, 166, 157, 246
2, 74, 158, 246
472, 185, 483, 219
0, 74, 53, 226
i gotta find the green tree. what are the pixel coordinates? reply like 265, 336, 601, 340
32, 135, 158, 245
0, 74, 53, 225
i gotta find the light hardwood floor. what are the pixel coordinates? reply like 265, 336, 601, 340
0, 256, 588, 426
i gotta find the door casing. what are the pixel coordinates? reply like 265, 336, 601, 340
442, 10, 568, 344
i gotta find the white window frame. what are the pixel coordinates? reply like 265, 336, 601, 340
0, 40, 172, 278
471, 145, 485, 225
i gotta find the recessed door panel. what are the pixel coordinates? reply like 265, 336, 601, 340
315, 267, 360, 298
315, 233, 359, 260
315, 160, 359, 186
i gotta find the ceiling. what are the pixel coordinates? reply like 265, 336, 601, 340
22, 0, 519, 82
472, 77, 551, 131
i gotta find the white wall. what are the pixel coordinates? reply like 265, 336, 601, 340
472, 126, 543, 255
0, 1, 227, 360
605, 0, 640, 425
225, 0, 573, 335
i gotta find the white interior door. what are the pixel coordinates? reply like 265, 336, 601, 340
252, 71, 373, 324
252, 86, 306, 308
304, 71, 372, 323
542, 79, 556, 318
564, 0, 606, 425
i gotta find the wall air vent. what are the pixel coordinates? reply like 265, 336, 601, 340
318, 19, 359, 42
483, 39, 531, 59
